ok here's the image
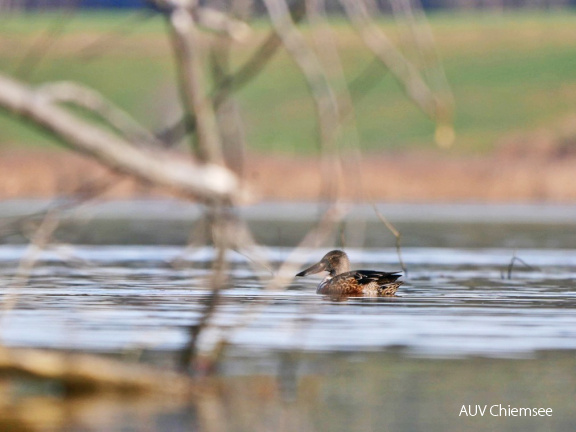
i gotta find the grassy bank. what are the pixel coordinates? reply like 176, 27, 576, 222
1, 10, 576, 154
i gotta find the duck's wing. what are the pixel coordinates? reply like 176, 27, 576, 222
352, 270, 402, 285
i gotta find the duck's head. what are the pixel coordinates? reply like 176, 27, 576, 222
296, 250, 350, 277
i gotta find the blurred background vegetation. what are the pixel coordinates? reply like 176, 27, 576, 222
1, 9, 576, 155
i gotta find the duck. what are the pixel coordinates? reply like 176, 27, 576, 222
296, 250, 403, 296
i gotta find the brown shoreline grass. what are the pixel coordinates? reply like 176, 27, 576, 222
2, 148, 576, 202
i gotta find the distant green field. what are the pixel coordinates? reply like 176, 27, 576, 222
1, 10, 576, 154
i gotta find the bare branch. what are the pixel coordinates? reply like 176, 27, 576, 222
340, 0, 454, 147
340, 0, 433, 112
38, 81, 162, 147
195, 7, 251, 41
166, 2, 225, 164
156, 0, 306, 147
179, 205, 232, 374
0, 74, 244, 203
263, 0, 340, 149
306, 0, 367, 203
211, 0, 305, 106
263, 0, 342, 200
210, 18, 247, 178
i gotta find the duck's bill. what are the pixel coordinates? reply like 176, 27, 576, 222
296, 261, 326, 277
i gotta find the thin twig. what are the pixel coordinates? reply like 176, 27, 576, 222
372, 203, 408, 277
263, 0, 342, 201
1, 210, 60, 326
346, 58, 388, 113
37, 81, 161, 147
166, 3, 225, 164
74, 10, 157, 61
0, 172, 122, 242
340, 0, 454, 148
15, 6, 78, 80
156, 0, 306, 147
210, 20, 247, 177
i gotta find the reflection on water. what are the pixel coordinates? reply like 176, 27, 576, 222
2, 351, 575, 432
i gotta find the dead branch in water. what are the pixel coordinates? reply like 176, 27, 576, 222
373, 204, 408, 277
191, 204, 346, 373
0, 346, 195, 396
505, 251, 539, 280
179, 205, 234, 374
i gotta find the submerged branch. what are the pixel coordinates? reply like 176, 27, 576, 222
505, 252, 539, 280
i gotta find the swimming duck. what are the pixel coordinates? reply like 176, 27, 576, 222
296, 250, 403, 296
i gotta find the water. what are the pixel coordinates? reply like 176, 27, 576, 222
1, 202, 576, 431
1, 245, 575, 358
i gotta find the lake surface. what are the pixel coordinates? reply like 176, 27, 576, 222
0, 201, 575, 431
0, 245, 575, 358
